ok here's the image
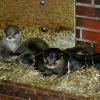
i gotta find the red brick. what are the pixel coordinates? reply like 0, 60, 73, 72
95, 0, 100, 5
82, 30, 100, 42
93, 43, 100, 52
76, 6, 95, 17
77, 18, 100, 30
76, 0, 91, 4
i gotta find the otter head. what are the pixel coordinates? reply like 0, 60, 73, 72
3, 25, 22, 53
43, 48, 65, 69
17, 51, 36, 66
4, 25, 21, 42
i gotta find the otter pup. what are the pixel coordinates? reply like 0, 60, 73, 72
93, 53, 100, 70
16, 51, 35, 66
18, 37, 49, 54
64, 47, 96, 67
35, 48, 68, 76
17, 37, 49, 66
0, 25, 21, 62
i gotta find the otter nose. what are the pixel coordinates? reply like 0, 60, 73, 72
48, 60, 55, 66
8, 36, 13, 39
8, 37, 12, 39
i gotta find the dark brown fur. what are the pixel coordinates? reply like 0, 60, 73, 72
35, 48, 68, 76
17, 37, 49, 66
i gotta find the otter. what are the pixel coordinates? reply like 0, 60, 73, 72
17, 37, 49, 54
35, 48, 68, 76
16, 37, 49, 66
0, 25, 21, 62
93, 53, 100, 70
64, 47, 96, 69
16, 51, 36, 66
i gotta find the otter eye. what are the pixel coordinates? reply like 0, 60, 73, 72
5, 32, 9, 37
14, 32, 18, 35
8, 37, 12, 39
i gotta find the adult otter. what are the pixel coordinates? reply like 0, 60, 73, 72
0, 25, 21, 62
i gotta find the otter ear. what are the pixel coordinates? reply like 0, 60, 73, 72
17, 26, 22, 33
18, 31, 22, 35
4, 24, 12, 33
4, 25, 9, 34
4, 23, 9, 30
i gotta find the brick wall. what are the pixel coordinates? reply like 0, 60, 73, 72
76, 0, 100, 52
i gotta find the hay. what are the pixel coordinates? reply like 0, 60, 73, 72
0, 29, 99, 98
0, 61, 99, 98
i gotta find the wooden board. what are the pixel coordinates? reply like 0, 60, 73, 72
0, 80, 96, 100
